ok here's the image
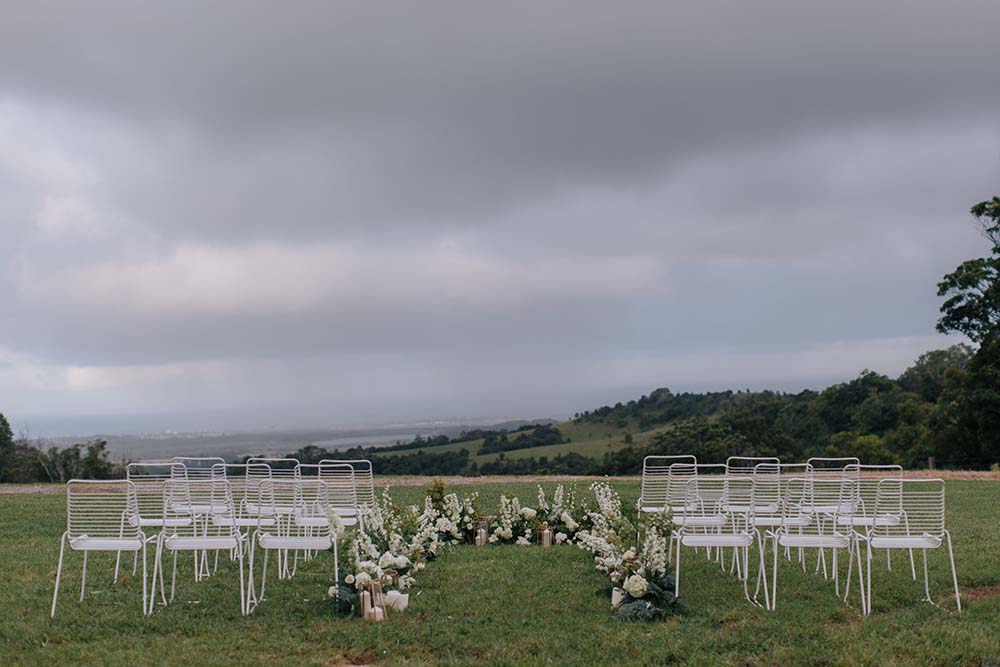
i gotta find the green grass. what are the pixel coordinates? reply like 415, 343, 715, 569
395, 417, 651, 464
3, 480, 1000, 666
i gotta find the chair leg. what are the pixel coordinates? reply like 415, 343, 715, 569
80, 551, 89, 602
171, 550, 178, 602
771, 536, 779, 611
833, 548, 840, 598
141, 544, 148, 616
921, 548, 931, 603
865, 541, 873, 616
333, 537, 339, 586
945, 531, 961, 612
854, 537, 866, 615
237, 542, 247, 616
51, 532, 68, 618
757, 534, 770, 610
674, 538, 682, 599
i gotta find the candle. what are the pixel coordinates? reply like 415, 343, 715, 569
542, 528, 552, 547
611, 587, 625, 608
361, 590, 371, 618
372, 606, 384, 621
476, 527, 487, 546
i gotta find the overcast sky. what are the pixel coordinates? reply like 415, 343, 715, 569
2, 2, 999, 435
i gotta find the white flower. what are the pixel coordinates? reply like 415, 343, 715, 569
623, 574, 648, 598
327, 585, 337, 598
355, 572, 371, 589
555, 532, 568, 544
515, 536, 531, 546
521, 507, 537, 520
561, 511, 578, 531
345, 574, 355, 585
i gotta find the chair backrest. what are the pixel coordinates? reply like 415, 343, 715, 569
779, 477, 852, 536
66, 480, 141, 540
212, 463, 270, 516
125, 462, 174, 522
254, 478, 334, 533
726, 456, 780, 478
161, 479, 237, 537
749, 463, 782, 514
245, 457, 300, 479
844, 464, 903, 517
171, 457, 226, 481
674, 476, 747, 536
639, 455, 697, 508
666, 463, 726, 508
316, 462, 359, 515
332, 459, 375, 506
807, 457, 861, 483
873, 478, 945, 539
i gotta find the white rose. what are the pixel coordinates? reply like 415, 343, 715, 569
555, 532, 568, 544
345, 574, 355, 585
521, 508, 537, 520
623, 574, 648, 598
355, 572, 371, 588
327, 585, 337, 598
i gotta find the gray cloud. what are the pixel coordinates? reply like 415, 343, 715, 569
1, 1, 998, 432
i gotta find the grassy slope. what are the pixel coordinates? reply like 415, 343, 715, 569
3, 480, 1000, 666
386, 417, 659, 464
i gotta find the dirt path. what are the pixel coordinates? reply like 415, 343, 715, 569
2, 470, 998, 495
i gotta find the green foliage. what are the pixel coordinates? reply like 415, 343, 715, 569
425, 478, 447, 511
937, 196, 1000, 343
477, 424, 564, 454
898, 345, 974, 403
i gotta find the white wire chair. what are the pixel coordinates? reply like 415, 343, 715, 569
765, 477, 861, 611
671, 476, 768, 607
149, 478, 248, 615
246, 478, 341, 613
636, 455, 697, 543
858, 478, 960, 615
52, 480, 149, 618
839, 464, 915, 586
114, 462, 188, 583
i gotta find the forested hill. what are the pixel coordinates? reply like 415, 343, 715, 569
277, 342, 991, 476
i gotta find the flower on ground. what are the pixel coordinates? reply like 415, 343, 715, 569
623, 574, 648, 598
555, 532, 568, 544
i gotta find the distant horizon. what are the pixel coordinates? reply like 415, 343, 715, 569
6, 345, 961, 438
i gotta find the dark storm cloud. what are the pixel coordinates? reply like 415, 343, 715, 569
1, 1, 998, 430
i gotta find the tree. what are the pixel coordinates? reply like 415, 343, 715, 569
0, 412, 15, 482
937, 196, 1000, 342
898, 345, 974, 403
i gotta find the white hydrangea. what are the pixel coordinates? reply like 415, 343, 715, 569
555, 532, 568, 544
623, 574, 648, 598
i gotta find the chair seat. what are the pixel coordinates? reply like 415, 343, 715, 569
70, 535, 143, 551
640, 505, 669, 514
293, 515, 331, 527
750, 516, 784, 527
679, 533, 753, 548
129, 516, 192, 528
258, 534, 335, 550
869, 534, 942, 549
725, 503, 779, 514
776, 534, 850, 548
672, 514, 727, 528
837, 514, 902, 528
164, 535, 241, 550
214, 516, 276, 527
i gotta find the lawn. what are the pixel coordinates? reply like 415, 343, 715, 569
2, 479, 999, 666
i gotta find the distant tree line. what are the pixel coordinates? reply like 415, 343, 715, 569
0, 414, 119, 482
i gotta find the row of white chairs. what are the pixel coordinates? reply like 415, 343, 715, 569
51, 457, 374, 618
638, 455, 961, 615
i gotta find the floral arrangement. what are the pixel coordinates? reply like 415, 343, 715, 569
535, 484, 584, 544
575, 482, 684, 621
327, 479, 682, 622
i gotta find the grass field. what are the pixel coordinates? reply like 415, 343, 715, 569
2, 479, 1000, 666
394, 417, 653, 464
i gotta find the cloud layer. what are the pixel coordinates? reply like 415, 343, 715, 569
1, 1, 998, 433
